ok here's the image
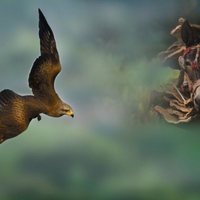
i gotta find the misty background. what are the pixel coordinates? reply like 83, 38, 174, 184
0, 0, 200, 199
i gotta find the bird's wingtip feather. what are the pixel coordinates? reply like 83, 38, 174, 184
38, 9, 45, 21
38, 8, 42, 14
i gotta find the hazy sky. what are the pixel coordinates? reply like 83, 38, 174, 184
1, 1, 200, 200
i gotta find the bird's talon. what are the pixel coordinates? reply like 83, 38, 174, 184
37, 115, 41, 121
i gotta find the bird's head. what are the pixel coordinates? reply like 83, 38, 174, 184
60, 102, 74, 118
61, 103, 74, 117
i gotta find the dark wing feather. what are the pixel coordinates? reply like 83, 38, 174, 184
38, 9, 58, 56
0, 90, 28, 142
0, 89, 18, 110
29, 9, 61, 100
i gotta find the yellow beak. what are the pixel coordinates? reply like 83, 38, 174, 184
66, 109, 74, 118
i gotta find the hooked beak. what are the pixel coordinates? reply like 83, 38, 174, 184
66, 109, 74, 118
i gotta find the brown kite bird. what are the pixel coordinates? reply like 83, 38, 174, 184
0, 9, 74, 144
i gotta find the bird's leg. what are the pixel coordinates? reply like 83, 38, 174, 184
37, 115, 42, 121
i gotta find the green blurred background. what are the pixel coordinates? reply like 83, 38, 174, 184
0, 0, 200, 199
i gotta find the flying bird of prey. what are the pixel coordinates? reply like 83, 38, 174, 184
0, 9, 74, 144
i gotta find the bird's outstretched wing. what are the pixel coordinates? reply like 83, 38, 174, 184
28, 9, 61, 102
0, 90, 28, 142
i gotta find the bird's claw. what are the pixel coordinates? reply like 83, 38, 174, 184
37, 115, 42, 121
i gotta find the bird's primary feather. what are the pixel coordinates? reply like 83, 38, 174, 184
29, 9, 61, 102
38, 9, 58, 56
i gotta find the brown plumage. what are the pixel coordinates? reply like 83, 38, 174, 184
0, 9, 74, 144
